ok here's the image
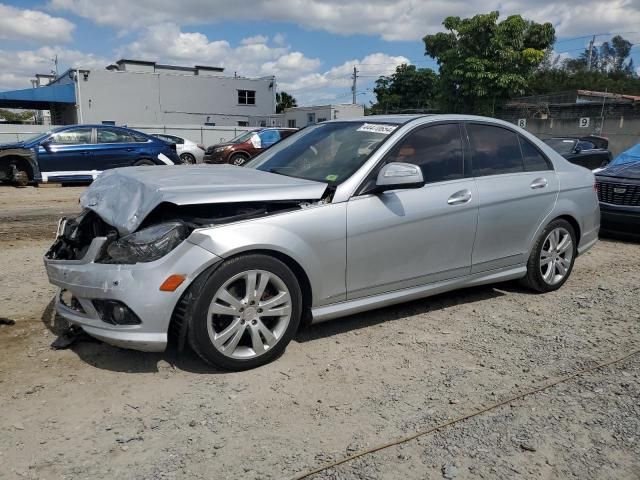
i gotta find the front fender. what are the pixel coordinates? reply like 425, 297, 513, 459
186, 203, 348, 306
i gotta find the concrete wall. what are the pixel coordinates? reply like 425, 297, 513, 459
72, 69, 275, 126
0, 124, 254, 147
502, 116, 640, 157
499, 102, 640, 156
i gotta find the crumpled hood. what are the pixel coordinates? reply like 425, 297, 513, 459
81, 164, 328, 235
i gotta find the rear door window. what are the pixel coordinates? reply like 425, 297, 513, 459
385, 123, 464, 183
467, 124, 524, 176
97, 128, 135, 143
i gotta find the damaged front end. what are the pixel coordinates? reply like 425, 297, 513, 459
45, 200, 313, 263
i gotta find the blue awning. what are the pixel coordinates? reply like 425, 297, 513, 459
0, 83, 75, 109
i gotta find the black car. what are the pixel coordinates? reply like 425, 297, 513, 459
544, 136, 612, 171
595, 150, 640, 236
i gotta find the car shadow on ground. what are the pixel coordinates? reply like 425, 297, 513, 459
296, 284, 508, 343
40, 284, 509, 375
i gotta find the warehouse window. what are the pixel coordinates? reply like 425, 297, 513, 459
238, 90, 256, 105
288, 119, 296, 128
238, 121, 249, 127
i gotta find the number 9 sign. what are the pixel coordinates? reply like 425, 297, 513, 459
579, 117, 590, 128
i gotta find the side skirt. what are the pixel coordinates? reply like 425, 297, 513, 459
310, 265, 527, 323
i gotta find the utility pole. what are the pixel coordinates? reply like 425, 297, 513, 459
351, 66, 358, 104
51, 54, 59, 78
587, 35, 595, 71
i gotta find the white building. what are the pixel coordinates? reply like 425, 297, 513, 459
282, 104, 364, 128
1, 59, 278, 127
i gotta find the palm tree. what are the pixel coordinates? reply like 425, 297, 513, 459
276, 91, 298, 113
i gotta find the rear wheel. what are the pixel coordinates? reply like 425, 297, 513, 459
230, 153, 249, 166
180, 153, 196, 164
188, 254, 302, 370
520, 219, 577, 292
132, 159, 155, 166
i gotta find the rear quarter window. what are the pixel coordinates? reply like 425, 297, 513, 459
519, 136, 553, 171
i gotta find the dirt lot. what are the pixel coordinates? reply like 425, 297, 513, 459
0, 185, 639, 480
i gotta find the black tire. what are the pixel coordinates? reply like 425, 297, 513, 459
229, 153, 249, 166
520, 219, 577, 293
132, 159, 155, 166
188, 254, 302, 371
180, 153, 196, 164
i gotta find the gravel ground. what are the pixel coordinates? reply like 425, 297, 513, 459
0, 185, 639, 480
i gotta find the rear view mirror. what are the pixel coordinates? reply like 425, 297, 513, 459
375, 162, 424, 192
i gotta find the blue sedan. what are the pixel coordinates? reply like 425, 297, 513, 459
0, 124, 182, 186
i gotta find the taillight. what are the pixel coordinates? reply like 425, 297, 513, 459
594, 181, 599, 192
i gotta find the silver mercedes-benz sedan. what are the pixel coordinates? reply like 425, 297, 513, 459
44, 115, 599, 370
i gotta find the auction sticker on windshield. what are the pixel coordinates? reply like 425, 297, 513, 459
357, 123, 398, 134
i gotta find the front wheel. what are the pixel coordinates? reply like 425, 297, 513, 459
520, 219, 577, 292
188, 254, 302, 370
230, 153, 249, 166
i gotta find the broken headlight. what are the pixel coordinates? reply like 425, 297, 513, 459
101, 222, 188, 264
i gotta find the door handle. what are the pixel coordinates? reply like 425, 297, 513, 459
530, 178, 548, 189
81, 151, 90, 155
125, 148, 134, 152
447, 189, 472, 205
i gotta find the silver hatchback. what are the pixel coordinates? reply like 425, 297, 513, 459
44, 115, 599, 370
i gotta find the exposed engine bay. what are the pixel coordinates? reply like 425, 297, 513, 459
45, 200, 318, 262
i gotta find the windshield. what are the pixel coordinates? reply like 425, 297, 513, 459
21, 131, 52, 144
544, 138, 576, 155
230, 131, 257, 144
245, 122, 396, 184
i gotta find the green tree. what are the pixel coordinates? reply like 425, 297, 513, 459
527, 35, 640, 96
423, 11, 555, 115
276, 91, 297, 113
0, 108, 35, 123
564, 35, 635, 76
370, 63, 438, 114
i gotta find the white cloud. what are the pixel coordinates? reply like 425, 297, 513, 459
0, 47, 109, 90
279, 53, 410, 104
47, 0, 640, 41
0, 3, 75, 43
122, 24, 321, 84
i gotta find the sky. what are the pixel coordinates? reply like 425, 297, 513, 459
0, 0, 639, 106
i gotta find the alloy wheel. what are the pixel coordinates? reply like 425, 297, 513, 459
539, 227, 573, 285
206, 269, 292, 359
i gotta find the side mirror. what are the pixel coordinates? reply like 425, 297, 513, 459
374, 162, 424, 192
573, 146, 582, 154
40, 138, 52, 150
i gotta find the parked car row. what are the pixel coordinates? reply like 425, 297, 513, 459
44, 114, 600, 370
0, 125, 297, 186
0, 125, 182, 186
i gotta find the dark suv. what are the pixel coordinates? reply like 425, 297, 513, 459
204, 128, 297, 165
0, 125, 181, 186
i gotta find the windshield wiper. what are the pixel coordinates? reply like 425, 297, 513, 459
268, 167, 298, 178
